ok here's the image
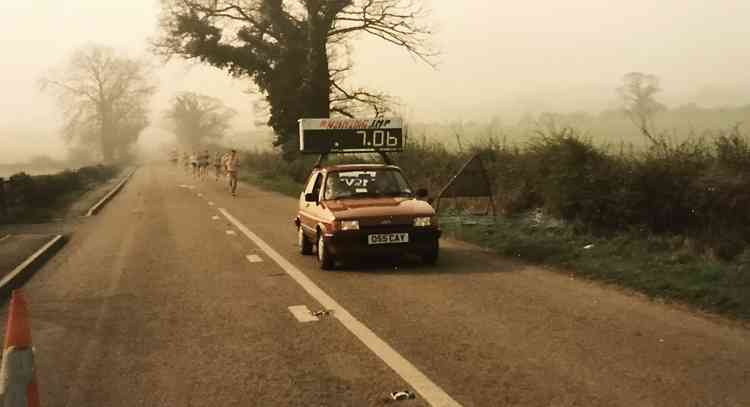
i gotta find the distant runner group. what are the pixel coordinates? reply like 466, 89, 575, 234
174, 149, 241, 196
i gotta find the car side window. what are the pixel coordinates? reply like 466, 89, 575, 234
304, 171, 319, 194
311, 173, 323, 199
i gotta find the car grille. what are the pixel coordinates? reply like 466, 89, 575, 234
359, 224, 414, 233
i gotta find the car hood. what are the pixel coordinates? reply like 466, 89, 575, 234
323, 197, 435, 221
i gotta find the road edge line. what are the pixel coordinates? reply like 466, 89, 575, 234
85, 168, 138, 217
0, 234, 66, 299
219, 208, 462, 407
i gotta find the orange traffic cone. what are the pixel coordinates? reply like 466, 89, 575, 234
1, 290, 40, 407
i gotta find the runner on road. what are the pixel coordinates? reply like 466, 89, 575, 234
213, 152, 223, 181
190, 152, 199, 178
200, 149, 210, 179
182, 152, 190, 173
221, 151, 231, 180
226, 149, 240, 196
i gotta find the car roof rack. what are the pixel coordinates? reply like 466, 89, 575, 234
313, 151, 393, 169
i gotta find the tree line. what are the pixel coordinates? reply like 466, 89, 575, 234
152, 0, 435, 159
38, 1, 743, 166
38, 0, 434, 163
39, 46, 239, 161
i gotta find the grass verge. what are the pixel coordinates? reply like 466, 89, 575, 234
442, 215, 750, 320
1, 165, 121, 223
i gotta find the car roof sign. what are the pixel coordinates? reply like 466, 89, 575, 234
299, 118, 404, 154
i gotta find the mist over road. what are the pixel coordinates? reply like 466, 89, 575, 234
5, 163, 749, 406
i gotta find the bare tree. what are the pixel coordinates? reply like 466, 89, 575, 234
154, 0, 434, 158
618, 72, 667, 147
40, 45, 156, 163
165, 92, 237, 148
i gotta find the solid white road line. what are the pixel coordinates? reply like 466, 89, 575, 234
219, 208, 462, 407
288, 305, 319, 322
246, 254, 263, 263
225, 230, 237, 236
85, 169, 136, 216
0, 235, 64, 288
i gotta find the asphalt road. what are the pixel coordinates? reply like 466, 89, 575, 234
3, 163, 749, 407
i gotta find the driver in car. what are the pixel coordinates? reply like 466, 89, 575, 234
325, 175, 352, 200
370, 173, 399, 196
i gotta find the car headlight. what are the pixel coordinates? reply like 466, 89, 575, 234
339, 220, 360, 231
413, 216, 432, 227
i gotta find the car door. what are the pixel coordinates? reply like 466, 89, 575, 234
299, 170, 324, 236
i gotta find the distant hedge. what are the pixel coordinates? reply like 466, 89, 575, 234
1, 164, 119, 222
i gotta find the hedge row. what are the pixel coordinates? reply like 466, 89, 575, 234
1, 165, 119, 220
241, 128, 750, 259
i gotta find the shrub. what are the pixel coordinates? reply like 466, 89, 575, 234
239, 125, 750, 253
395, 136, 465, 194
714, 128, 750, 173
1, 165, 119, 222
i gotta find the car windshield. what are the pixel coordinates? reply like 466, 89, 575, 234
323, 169, 413, 200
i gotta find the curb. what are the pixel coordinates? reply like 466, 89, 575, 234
85, 168, 137, 217
0, 235, 66, 299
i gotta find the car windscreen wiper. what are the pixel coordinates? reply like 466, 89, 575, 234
382, 191, 413, 197
333, 191, 374, 199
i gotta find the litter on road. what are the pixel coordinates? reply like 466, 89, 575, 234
389, 391, 416, 401
311, 309, 332, 318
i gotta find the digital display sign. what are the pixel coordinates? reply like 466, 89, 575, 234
299, 118, 404, 153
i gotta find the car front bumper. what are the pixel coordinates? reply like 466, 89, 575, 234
325, 226, 441, 258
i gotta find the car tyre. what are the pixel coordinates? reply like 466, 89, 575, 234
317, 234, 335, 270
299, 227, 313, 255
422, 239, 439, 265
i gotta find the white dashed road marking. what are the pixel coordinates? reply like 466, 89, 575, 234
246, 254, 263, 263
225, 230, 237, 236
288, 305, 319, 322
219, 208, 462, 407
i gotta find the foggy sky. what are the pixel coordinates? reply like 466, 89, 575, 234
1, 0, 749, 162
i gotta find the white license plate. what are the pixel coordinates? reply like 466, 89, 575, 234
368, 233, 409, 245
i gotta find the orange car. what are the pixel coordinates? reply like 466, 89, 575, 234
295, 163, 441, 269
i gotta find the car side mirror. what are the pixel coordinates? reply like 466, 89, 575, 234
304, 192, 317, 203
416, 188, 429, 199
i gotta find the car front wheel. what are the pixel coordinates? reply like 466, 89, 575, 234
317, 234, 335, 270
